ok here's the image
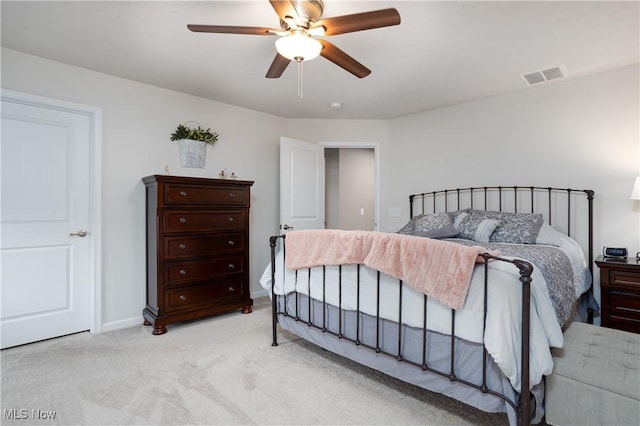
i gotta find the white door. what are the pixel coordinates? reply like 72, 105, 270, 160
280, 137, 325, 232
1, 94, 94, 348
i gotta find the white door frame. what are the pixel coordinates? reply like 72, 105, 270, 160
1, 89, 103, 334
319, 141, 380, 231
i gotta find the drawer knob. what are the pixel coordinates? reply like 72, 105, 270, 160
179, 269, 187, 276
179, 243, 186, 250
180, 191, 187, 197
228, 263, 235, 269
228, 286, 235, 292
228, 217, 234, 222
179, 217, 187, 224
228, 240, 235, 246
229, 192, 236, 198
179, 295, 186, 301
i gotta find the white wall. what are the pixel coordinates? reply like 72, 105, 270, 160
286, 119, 389, 144
287, 67, 640, 259
325, 148, 340, 229
3, 47, 638, 330
1, 48, 286, 330
385, 64, 639, 241
338, 148, 375, 230
385, 64, 640, 310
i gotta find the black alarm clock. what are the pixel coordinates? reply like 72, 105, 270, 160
603, 246, 628, 259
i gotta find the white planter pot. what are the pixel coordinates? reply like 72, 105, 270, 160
178, 139, 207, 168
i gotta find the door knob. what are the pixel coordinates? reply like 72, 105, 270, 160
69, 230, 88, 237
282, 224, 294, 230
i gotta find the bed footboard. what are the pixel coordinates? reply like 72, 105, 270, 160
268, 234, 535, 426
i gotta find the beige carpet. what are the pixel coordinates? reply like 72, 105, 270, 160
1, 297, 507, 425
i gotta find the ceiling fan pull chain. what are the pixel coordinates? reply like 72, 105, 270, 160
297, 59, 303, 99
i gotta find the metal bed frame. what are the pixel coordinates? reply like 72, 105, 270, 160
269, 186, 594, 426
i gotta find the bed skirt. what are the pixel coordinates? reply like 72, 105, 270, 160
273, 294, 544, 425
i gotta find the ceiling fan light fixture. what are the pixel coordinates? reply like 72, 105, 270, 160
275, 32, 322, 62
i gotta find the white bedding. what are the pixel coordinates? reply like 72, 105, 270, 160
259, 234, 589, 393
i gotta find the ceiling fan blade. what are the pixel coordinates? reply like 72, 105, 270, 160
266, 53, 291, 78
316, 8, 401, 36
269, 0, 300, 21
187, 24, 278, 35
318, 40, 371, 78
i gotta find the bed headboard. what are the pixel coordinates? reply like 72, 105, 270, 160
409, 185, 595, 272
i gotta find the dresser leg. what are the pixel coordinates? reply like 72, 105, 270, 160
153, 324, 168, 335
241, 305, 253, 314
143, 319, 152, 326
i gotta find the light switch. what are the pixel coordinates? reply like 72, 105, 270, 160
360, 208, 365, 216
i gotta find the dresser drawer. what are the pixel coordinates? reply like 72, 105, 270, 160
610, 270, 640, 290
606, 318, 640, 333
163, 210, 246, 233
163, 233, 245, 259
608, 290, 640, 321
165, 184, 249, 207
165, 255, 245, 286
164, 279, 245, 313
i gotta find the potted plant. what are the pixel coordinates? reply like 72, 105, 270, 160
170, 122, 219, 168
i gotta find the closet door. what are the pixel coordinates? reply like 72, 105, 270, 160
1, 94, 94, 348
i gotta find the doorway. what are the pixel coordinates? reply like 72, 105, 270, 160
325, 148, 375, 230
279, 138, 379, 233
320, 141, 379, 231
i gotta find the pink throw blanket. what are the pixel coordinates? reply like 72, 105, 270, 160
285, 229, 494, 310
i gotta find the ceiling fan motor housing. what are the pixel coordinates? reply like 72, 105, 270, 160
280, 0, 324, 30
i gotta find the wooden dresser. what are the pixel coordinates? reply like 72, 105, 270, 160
595, 255, 640, 334
142, 175, 254, 335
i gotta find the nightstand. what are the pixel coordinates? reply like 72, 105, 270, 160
595, 255, 640, 333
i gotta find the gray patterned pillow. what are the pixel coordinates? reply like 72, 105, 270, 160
412, 224, 459, 239
453, 212, 501, 243
397, 212, 459, 239
465, 210, 544, 244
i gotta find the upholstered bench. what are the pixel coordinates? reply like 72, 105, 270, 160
546, 322, 639, 426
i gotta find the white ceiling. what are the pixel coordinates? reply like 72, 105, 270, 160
1, 1, 638, 119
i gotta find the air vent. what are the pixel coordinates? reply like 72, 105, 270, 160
521, 65, 568, 86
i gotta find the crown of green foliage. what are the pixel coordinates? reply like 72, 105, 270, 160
170, 123, 218, 144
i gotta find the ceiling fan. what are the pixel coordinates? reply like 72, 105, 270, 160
187, 0, 401, 79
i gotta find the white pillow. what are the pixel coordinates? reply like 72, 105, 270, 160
536, 223, 591, 297
535, 223, 562, 247
454, 212, 501, 243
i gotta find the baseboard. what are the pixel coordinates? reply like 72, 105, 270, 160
100, 316, 143, 333
251, 288, 268, 299
100, 292, 269, 333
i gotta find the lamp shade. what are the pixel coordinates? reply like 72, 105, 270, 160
631, 176, 640, 200
275, 32, 322, 62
